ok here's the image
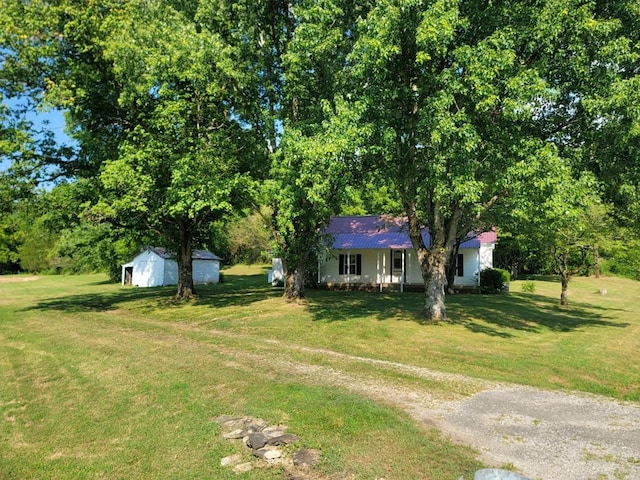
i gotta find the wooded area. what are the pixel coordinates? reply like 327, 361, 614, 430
1, 0, 639, 320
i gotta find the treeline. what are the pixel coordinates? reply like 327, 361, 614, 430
3, 185, 640, 283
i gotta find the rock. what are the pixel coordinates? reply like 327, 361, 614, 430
263, 425, 288, 437
214, 414, 245, 424
293, 448, 320, 467
246, 417, 268, 432
220, 453, 243, 467
216, 415, 267, 434
263, 450, 283, 461
223, 429, 246, 440
253, 447, 282, 459
267, 433, 300, 446
245, 432, 268, 449
219, 415, 312, 472
232, 462, 253, 474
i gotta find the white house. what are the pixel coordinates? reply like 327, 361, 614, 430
316, 216, 497, 291
122, 247, 221, 287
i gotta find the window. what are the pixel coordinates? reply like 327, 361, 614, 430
456, 253, 464, 277
393, 250, 403, 270
338, 254, 362, 275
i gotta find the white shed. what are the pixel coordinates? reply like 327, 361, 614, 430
122, 247, 221, 287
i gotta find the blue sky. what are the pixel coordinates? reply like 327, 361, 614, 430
1, 97, 72, 171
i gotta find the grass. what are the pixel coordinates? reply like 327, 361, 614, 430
1, 266, 638, 479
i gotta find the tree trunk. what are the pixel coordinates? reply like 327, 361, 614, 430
406, 203, 459, 323
560, 272, 569, 306
556, 249, 570, 306
175, 224, 195, 299
593, 243, 600, 278
284, 262, 305, 300
421, 248, 448, 321
446, 240, 461, 294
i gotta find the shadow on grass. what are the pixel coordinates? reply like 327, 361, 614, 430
24, 271, 281, 314
447, 292, 629, 336
305, 287, 629, 336
24, 272, 631, 337
305, 290, 425, 324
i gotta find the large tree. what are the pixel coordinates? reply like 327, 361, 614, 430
199, 0, 370, 299
2, 1, 265, 296
270, 99, 367, 298
272, 2, 374, 299
346, 0, 639, 321
92, 0, 262, 298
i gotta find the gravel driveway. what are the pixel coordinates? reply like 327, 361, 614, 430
224, 338, 640, 480
433, 385, 640, 480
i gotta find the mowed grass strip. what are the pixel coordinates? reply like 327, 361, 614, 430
0, 272, 482, 479
1, 266, 638, 479
152, 266, 637, 400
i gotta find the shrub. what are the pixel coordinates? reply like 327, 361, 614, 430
480, 268, 510, 294
521, 281, 536, 293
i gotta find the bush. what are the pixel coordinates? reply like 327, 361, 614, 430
480, 268, 510, 294
521, 281, 536, 293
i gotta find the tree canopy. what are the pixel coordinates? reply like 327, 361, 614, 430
1, 0, 639, 313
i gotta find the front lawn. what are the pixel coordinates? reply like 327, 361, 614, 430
0, 267, 637, 479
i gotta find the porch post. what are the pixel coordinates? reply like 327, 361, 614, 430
401, 249, 405, 293
377, 251, 382, 292
382, 251, 386, 287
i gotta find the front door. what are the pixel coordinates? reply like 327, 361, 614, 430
391, 249, 405, 283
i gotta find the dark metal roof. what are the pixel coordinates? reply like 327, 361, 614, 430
325, 216, 497, 250
145, 247, 221, 261
192, 249, 222, 261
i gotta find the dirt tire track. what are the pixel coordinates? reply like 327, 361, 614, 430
212, 332, 640, 480
126, 325, 640, 480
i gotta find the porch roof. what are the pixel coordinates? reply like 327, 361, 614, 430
326, 216, 496, 250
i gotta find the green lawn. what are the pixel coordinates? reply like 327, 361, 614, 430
1, 267, 638, 479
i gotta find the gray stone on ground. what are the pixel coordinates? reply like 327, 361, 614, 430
267, 433, 300, 446
232, 462, 253, 474
219, 416, 319, 474
253, 446, 283, 461
215, 415, 267, 434
263, 425, 288, 437
220, 453, 243, 467
223, 428, 246, 440
245, 432, 268, 449
293, 448, 321, 467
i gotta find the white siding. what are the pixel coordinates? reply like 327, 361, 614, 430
125, 249, 220, 287
163, 260, 179, 286
479, 243, 495, 271
131, 250, 166, 287
319, 250, 375, 284
319, 245, 494, 287
193, 259, 220, 284
320, 250, 420, 285
456, 248, 479, 287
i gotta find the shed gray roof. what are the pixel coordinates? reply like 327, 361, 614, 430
146, 247, 221, 261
